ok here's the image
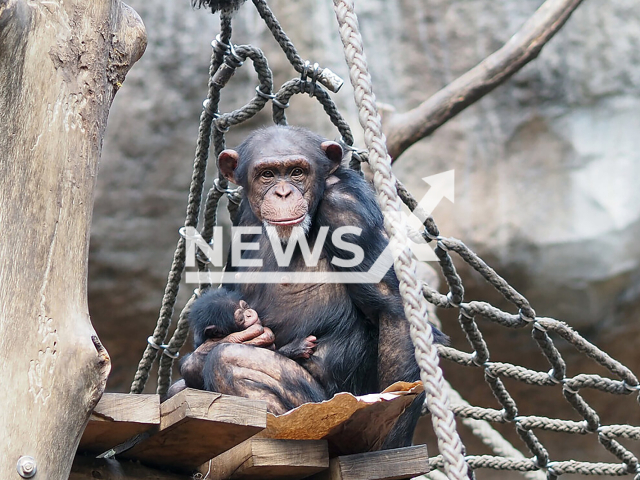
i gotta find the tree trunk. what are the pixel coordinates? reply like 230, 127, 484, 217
0, 1, 145, 478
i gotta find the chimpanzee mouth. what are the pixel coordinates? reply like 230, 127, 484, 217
266, 215, 306, 226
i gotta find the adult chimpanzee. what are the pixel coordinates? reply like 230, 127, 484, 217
179, 125, 446, 447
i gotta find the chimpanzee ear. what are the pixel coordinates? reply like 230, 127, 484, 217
321, 141, 343, 174
204, 325, 222, 339
218, 149, 240, 184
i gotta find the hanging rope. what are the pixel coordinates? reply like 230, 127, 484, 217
331, 1, 468, 478
129, 13, 234, 394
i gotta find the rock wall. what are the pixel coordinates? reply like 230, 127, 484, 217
90, 0, 640, 472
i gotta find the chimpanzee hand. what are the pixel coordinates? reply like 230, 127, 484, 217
229, 300, 275, 349
180, 318, 275, 390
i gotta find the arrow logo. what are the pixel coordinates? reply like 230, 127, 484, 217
404, 170, 455, 263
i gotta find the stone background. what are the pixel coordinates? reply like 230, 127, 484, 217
90, 0, 640, 476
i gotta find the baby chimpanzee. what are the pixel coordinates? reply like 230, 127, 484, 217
181, 288, 318, 391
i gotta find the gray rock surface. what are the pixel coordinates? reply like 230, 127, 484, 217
90, 0, 640, 471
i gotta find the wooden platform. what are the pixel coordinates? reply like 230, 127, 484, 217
203, 438, 329, 479
120, 389, 267, 471
78, 393, 160, 454
308, 445, 430, 480
76, 389, 430, 479
78, 389, 267, 471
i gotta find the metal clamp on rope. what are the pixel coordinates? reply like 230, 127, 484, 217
211, 34, 231, 55
227, 44, 244, 68
622, 381, 640, 392
214, 178, 243, 204
213, 177, 236, 195
202, 99, 219, 119
519, 308, 536, 323
255, 85, 275, 101
546, 368, 562, 384
446, 291, 462, 308
561, 379, 579, 395
227, 189, 243, 205
341, 142, 367, 156
215, 119, 230, 134
435, 238, 448, 252
147, 336, 179, 359
212, 44, 244, 88
272, 95, 290, 110
300, 61, 321, 98
297, 59, 344, 93
179, 226, 199, 241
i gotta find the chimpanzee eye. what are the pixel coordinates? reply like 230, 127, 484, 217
291, 168, 304, 178
261, 170, 274, 179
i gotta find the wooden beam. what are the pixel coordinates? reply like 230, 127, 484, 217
0, 0, 145, 477
78, 393, 160, 454
308, 445, 429, 480
122, 388, 267, 471
204, 438, 329, 479
70, 456, 190, 479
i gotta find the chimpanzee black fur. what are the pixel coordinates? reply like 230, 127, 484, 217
179, 126, 447, 447
189, 288, 244, 347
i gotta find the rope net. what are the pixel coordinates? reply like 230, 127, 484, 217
129, 1, 640, 478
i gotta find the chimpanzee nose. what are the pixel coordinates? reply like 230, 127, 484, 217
274, 183, 293, 198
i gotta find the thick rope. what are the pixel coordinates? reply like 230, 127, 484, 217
130, 14, 234, 394
331, 1, 468, 478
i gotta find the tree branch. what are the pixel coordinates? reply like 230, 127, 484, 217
384, 0, 584, 161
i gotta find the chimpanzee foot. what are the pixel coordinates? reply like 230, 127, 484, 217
278, 335, 318, 359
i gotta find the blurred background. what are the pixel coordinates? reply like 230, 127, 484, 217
89, 0, 640, 477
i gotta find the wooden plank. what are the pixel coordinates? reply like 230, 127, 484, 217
204, 438, 329, 480
122, 388, 267, 471
71, 456, 190, 479
78, 393, 160, 454
308, 445, 429, 480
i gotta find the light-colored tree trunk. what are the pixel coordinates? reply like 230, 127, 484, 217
0, 0, 145, 478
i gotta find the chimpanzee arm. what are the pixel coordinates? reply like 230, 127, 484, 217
319, 169, 446, 447
318, 169, 447, 390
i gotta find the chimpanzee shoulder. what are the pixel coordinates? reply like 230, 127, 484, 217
317, 166, 383, 231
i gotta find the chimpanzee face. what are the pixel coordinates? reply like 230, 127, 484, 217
247, 154, 315, 240
217, 130, 342, 242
